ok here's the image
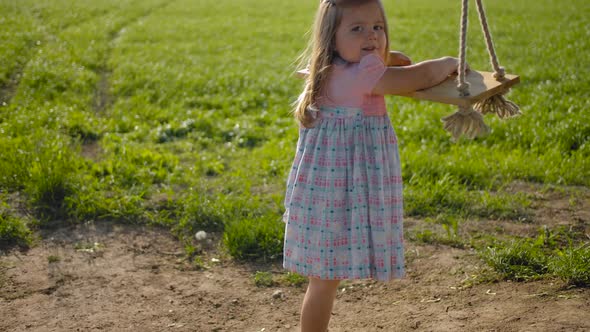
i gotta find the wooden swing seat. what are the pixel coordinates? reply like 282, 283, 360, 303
398, 70, 519, 107
296, 69, 519, 108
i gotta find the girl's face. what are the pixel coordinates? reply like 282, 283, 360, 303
334, 1, 387, 63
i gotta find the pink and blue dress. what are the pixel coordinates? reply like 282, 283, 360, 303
283, 54, 405, 281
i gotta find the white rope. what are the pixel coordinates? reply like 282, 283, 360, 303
445, 0, 519, 139
457, 0, 470, 96
474, 0, 505, 79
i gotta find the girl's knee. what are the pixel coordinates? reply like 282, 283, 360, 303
308, 278, 341, 292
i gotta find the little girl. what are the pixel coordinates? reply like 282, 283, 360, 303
283, 0, 462, 331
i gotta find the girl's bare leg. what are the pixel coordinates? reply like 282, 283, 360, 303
300, 277, 341, 332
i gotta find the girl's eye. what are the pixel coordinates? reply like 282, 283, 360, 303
351, 26, 363, 32
373, 25, 384, 31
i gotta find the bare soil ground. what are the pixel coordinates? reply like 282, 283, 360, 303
1, 185, 589, 332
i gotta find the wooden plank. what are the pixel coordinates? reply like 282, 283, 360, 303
295, 69, 520, 107
398, 70, 520, 107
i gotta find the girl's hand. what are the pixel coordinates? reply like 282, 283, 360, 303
388, 51, 412, 66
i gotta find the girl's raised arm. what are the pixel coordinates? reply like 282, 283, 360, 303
373, 57, 460, 96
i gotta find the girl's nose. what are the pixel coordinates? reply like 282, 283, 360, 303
367, 29, 377, 40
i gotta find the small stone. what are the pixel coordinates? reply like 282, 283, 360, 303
272, 290, 284, 299
195, 231, 207, 240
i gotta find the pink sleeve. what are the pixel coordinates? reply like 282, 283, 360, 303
356, 54, 387, 95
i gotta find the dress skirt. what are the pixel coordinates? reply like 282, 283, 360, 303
283, 107, 405, 281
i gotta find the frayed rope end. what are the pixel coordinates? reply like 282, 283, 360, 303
442, 107, 490, 140
474, 91, 521, 119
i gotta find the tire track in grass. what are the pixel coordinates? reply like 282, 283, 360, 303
92, 0, 177, 115
0, 11, 47, 109
1, 1, 173, 114
93, 66, 112, 115
0, 3, 120, 110
84, 0, 175, 159
0, 71, 21, 107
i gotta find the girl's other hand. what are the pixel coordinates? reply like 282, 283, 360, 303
446, 56, 470, 75
388, 51, 412, 66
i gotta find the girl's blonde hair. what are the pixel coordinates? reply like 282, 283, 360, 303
294, 0, 390, 128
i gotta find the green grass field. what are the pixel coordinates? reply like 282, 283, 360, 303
1, 0, 589, 285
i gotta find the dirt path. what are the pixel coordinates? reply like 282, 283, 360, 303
1, 220, 588, 332
1, 186, 589, 331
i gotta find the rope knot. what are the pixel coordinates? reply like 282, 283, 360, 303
457, 82, 470, 97
493, 66, 506, 79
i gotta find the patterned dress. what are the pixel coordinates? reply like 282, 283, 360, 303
283, 54, 405, 281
